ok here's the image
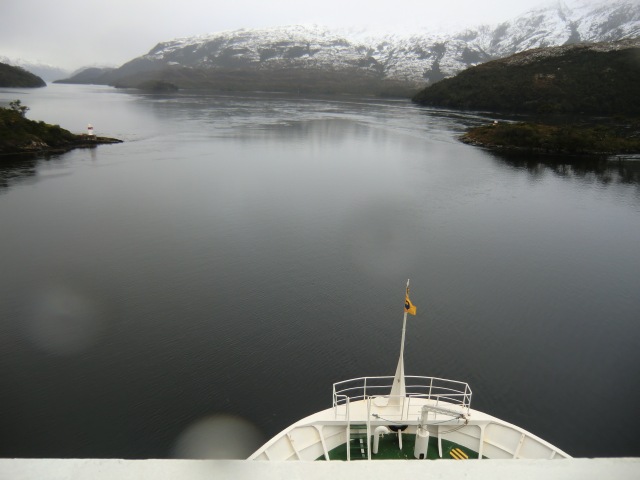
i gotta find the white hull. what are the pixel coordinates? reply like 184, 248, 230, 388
250, 376, 570, 461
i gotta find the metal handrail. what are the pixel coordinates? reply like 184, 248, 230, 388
332, 375, 472, 412
333, 394, 351, 417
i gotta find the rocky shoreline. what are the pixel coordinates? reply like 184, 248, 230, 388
6, 134, 123, 156
0, 104, 123, 157
460, 120, 640, 157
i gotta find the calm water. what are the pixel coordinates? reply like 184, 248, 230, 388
1, 85, 639, 458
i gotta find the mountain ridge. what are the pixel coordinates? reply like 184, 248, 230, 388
0, 56, 70, 83
55, 0, 640, 95
0, 62, 46, 88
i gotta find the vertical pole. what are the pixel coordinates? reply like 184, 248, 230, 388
388, 280, 410, 405
366, 397, 372, 460
346, 396, 351, 461
399, 309, 408, 369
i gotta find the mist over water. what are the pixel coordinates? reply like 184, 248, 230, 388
1, 85, 639, 458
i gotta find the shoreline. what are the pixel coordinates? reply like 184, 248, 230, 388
0, 104, 123, 157
460, 120, 640, 158
0, 135, 123, 157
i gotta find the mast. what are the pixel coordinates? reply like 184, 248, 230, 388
388, 279, 411, 406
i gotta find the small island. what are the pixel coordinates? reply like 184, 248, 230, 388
461, 120, 640, 156
0, 101, 122, 156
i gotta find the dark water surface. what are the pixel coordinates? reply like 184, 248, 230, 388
1, 85, 639, 458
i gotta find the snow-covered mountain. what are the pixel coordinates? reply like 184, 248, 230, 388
418, 0, 640, 81
62, 0, 640, 94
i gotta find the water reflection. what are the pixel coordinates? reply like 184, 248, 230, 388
490, 151, 640, 188
0, 153, 68, 190
0, 155, 40, 189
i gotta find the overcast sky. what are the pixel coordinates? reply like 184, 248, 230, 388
1, 0, 565, 70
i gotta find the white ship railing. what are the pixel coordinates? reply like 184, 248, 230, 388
333, 375, 472, 419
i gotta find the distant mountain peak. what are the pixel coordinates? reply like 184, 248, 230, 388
57, 0, 640, 96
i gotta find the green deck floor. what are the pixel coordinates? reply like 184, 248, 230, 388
318, 431, 479, 461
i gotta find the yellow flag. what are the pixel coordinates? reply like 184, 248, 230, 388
404, 285, 417, 315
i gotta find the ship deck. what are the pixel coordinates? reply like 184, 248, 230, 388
321, 431, 480, 461
250, 376, 571, 461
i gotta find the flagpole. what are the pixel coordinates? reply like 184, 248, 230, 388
388, 279, 410, 406
399, 279, 409, 362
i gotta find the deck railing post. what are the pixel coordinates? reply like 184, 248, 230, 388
366, 397, 372, 460
346, 396, 351, 462
404, 394, 408, 421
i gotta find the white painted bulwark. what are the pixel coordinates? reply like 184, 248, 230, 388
1, 458, 639, 480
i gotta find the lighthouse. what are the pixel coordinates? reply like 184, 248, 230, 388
87, 124, 94, 137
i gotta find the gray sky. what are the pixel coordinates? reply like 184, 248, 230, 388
1, 0, 560, 70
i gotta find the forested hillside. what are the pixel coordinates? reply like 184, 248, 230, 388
0, 62, 46, 88
412, 39, 640, 115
